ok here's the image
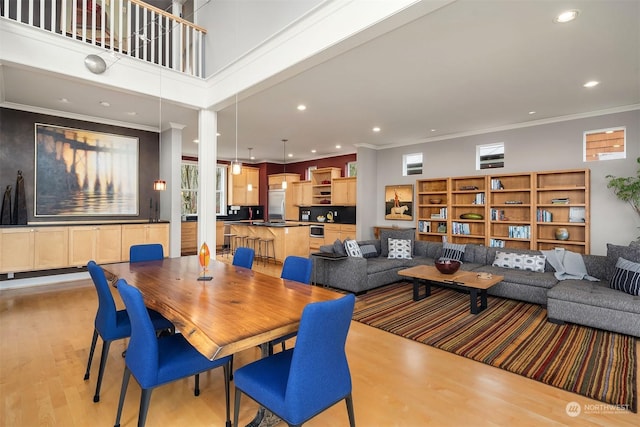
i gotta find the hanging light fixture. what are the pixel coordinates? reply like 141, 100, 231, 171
247, 148, 254, 192
231, 93, 242, 175
281, 139, 288, 189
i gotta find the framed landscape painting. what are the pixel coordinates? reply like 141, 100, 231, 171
35, 124, 139, 217
385, 184, 413, 221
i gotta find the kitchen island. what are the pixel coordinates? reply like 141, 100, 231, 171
228, 222, 310, 263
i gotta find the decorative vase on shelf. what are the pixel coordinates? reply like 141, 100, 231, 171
197, 242, 213, 281
555, 227, 569, 241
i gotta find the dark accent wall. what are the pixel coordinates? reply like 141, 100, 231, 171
0, 107, 159, 223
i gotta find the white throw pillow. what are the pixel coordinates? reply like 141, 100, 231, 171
344, 239, 363, 257
388, 238, 412, 259
492, 251, 546, 272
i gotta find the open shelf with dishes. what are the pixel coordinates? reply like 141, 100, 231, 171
311, 167, 341, 205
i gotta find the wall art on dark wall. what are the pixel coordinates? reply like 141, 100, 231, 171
34, 123, 139, 217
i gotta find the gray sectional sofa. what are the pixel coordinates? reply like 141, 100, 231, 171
315, 229, 640, 337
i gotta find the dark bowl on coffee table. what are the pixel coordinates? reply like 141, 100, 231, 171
434, 258, 461, 274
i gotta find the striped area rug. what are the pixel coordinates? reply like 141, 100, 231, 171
353, 282, 637, 411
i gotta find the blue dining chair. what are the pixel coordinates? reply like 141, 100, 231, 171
232, 247, 255, 269
129, 243, 164, 262
114, 279, 233, 427
270, 256, 314, 353
83, 261, 174, 403
233, 293, 356, 427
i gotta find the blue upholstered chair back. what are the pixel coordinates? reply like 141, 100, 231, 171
232, 247, 255, 269
280, 256, 313, 284
87, 260, 124, 338
130, 244, 164, 263
284, 293, 355, 421
116, 279, 160, 389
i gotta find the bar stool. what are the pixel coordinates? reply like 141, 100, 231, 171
245, 236, 260, 256
258, 237, 276, 266
221, 225, 236, 258
233, 235, 247, 254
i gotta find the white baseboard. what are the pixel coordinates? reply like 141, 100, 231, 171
0, 271, 90, 291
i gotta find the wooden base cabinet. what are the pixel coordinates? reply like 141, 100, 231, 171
69, 225, 122, 266
121, 223, 170, 261
0, 227, 69, 273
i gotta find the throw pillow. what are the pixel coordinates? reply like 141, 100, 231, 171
492, 251, 546, 272
387, 238, 412, 259
442, 242, 466, 261
380, 229, 415, 257
333, 239, 347, 257
343, 239, 363, 257
359, 244, 378, 258
610, 257, 640, 296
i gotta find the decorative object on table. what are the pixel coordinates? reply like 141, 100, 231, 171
34, 124, 138, 217
555, 227, 570, 241
13, 170, 27, 225
460, 213, 483, 220
197, 242, 213, 281
1, 185, 12, 225
606, 156, 640, 239
384, 184, 413, 221
434, 258, 461, 274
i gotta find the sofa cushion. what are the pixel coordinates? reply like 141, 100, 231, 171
610, 257, 640, 296
492, 251, 546, 272
442, 242, 465, 261
606, 243, 640, 280
462, 244, 487, 264
366, 257, 407, 274
388, 238, 412, 259
380, 229, 415, 257
360, 244, 378, 258
344, 239, 362, 257
333, 239, 347, 257
475, 265, 558, 289
548, 280, 640, 314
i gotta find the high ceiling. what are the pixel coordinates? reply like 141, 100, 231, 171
2, 0, 638, 164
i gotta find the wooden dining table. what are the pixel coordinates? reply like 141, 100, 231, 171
103, 256, 343, 360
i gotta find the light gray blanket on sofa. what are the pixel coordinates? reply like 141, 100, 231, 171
542, 248, 599, 281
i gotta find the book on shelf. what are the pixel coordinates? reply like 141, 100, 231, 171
489, 238, 505, 248
490, 178, 504, 190
473, 192, 485, 205
551, 197, 570, 204
536, 208, 553, 222
508, 225, 530, 239
490, 208, 506, 221
418, 220, 432, 233
451, 221, 471, 235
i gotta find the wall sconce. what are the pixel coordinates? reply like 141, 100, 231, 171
153, 180, 167, 191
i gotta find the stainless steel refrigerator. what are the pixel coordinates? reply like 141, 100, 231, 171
268, 189, 286, 222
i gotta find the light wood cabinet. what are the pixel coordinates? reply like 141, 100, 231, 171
230, 224, 309, 262
331, 177, 357, 205
311, 167, 341, 206
292, 181, 312, 206
323, 224, 356, 244
121, 223, 170, 261
416, 168, 590, 254
229, 166, 259, 206
0, 226, 69, 273
181, 221, 198, 255
68, 225, 122, 266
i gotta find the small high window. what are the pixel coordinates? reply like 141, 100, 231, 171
403, 153, 423, 176
583, 127, 626, 162
477, 143, 504, 170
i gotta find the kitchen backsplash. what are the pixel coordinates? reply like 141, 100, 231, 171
299, 206, 356, 224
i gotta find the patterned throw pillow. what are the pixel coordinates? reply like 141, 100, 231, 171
492, 251, 546, 272
610, 257, 640, 296
387, 238, 412, 259
359, 244, 378, 258
343, 239, 363, 257
442, 242, 465, 261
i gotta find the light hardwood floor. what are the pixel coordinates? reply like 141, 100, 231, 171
0, 256, 638, 426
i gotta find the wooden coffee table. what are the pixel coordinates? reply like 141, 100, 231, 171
398, 265, 503, 314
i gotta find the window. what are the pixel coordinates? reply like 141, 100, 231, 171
583, 127, 626, 162
347, 161, 357, 177
181, 162, 226, 216
403, 153, 423, 176
477, 143, 504, 170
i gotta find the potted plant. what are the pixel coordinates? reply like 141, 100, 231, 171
606, 157, 640, 237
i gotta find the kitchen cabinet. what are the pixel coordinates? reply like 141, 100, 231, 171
292, 181, 312, 206
229, 166, 259, 206
311, 167, 341, 205
68, 225, 122, 266
331, 177, 357, 205
324, 224, 356, 244
181, 221, 198, 255
121, 223, 170, 260
229, 223, 309, 262
0, 226, 69, 273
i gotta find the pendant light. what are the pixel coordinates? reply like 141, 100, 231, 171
247, 148, 254, 192
281, 139, 288, 189
231, 93, 242, 175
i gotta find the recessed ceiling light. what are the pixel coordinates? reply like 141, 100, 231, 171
335, 145, 341, 149
99, 101, 110, 107
288, 153, 293, 158
193, 139, 199, 144
430, 129, 436, 132
126, 111, 137, 116
59, 97, 69, 103
605, 130, 614, 134
528, 111, 536, 115
583, 80, 599, 88
297, 104, 306, 111
372, 127, 381, 132
554, 9, 579, 23
311, 149, 317, 153
216, 132, 221, 136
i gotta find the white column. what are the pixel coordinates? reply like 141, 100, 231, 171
198, 108, 217, 255
160, 122, 185, 258
171, 0, 186, 71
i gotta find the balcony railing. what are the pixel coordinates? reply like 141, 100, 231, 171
1, 0, 207, 77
